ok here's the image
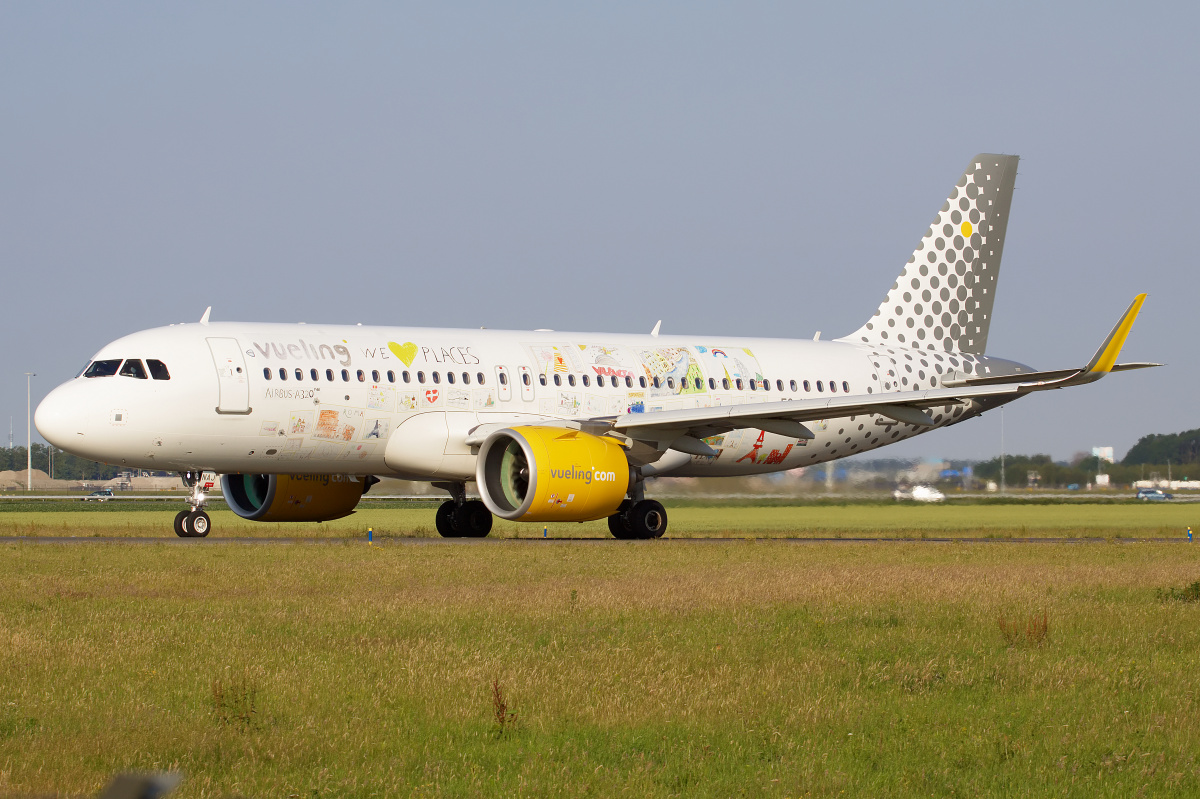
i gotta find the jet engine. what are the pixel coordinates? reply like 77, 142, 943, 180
221, 473, 371, 522
476, 427, 633, 523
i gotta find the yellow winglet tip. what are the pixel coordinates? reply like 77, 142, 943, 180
1091, 293, 1148, 374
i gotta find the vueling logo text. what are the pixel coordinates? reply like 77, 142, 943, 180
549, 465, 618, 485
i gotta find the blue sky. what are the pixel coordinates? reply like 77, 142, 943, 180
2, 3, 1194, 462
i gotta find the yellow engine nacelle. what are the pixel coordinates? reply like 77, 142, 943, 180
476, 427, 633, 522
221, 473, 369, 522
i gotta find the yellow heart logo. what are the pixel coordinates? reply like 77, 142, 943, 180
388, 341, 418, 367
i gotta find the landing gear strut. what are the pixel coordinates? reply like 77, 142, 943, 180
607, 483, 668, 540
175, 470, 212, 538
432, 481, 493, 538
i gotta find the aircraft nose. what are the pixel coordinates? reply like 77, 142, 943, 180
35, 383, 85, 450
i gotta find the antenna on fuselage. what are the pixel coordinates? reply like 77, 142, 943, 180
199, 307, 212, 326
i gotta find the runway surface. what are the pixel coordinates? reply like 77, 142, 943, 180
0, 535, 1189, 545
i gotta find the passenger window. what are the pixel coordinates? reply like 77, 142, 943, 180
310, 369, 319, 381
762, 380, 770, 392
372, 370, 380, 383
568, 374, 576, 387
804, 380, 811, 392
777, 379, 784, 392
280, 368, 288, 381
387, 371, 395, 383
695, 378, 702, 389
652, 377, 660, 389
147, 360, 171, 380
582, 374, 590, 387
295, 368, 304, 381
477, 373, 485, 385
357, 370, 366, 382
749, 379, 757, 391
639, 377, 647, 388
499, 372, 508, 386
843, 381, 850, 393
722, 378, 730, 390
463, 372, 471, 385
625, 376, 633, 388
666, 377, 674, 389
522, 373, 531, 386
596, 375, 605, 388
342, 369, 350, 382
553, 374, 562, 387
708, 378, 716, 390
539, 374, 547, 386
403, 371, 411, 383
789, 380, 797, 392
417, 371, 425, 383
736, 379, 744, 391
119, 359, 148, 379
432, 372, 441, 384
327, 369, 335, 381
829, 380, 837, 393
817, 381, 824, 392
446, 372, 455, 384
263, 368, 272, 380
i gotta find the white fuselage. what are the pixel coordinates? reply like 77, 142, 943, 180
35, 321, 1022, 480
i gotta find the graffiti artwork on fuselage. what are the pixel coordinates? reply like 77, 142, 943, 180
574, 344, 641, 384
527, 344, 581, 378
635, 347, 705, 398
696, 346, 764, 387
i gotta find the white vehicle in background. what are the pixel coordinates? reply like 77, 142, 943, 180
893, 485, 945, 503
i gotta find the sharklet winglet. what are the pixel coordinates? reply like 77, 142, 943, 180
199, 307, 212, 326
1084, 293, 1147, 374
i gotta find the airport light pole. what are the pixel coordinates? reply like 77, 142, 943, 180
999, 407, 1006, 494
25, 373, 35, 492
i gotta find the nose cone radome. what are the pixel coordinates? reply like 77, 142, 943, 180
35, 383, 85, 451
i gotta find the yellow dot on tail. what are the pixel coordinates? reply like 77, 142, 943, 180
961, 221, 973, 237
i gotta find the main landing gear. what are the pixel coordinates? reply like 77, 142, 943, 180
433, 481, 493, 538
174, 470, 212, 538
606, 496, 668, 540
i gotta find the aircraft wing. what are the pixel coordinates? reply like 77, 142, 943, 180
600, 294, 1155, 454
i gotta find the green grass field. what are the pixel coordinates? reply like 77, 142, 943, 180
2, 506, 1200, 797
0, 501, 1197, 539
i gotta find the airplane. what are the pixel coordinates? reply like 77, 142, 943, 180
34, 153, 1157, 539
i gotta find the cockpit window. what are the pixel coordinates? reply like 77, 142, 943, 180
84, 359, 122, 378
119, 359, 148, 379
147, 359, 170, 380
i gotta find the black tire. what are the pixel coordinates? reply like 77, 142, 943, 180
174, 510, 191, 538
188, 510, 211, 538
455, 500, 493, 538
629, 500, 667, 539
607, 500, 634, 539
435, 501, 460, 537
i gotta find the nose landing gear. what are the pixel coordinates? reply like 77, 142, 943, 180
174, 471, 213, 538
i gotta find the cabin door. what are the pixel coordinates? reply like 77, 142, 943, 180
207, 337, 252, 414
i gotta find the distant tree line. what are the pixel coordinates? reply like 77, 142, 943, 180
1122, 428, 1200, 467
0, 445, 121, 482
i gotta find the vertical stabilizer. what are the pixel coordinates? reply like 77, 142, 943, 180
841, 154, 1019, 354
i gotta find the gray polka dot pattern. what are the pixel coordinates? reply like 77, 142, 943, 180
846, 154, 1019, 354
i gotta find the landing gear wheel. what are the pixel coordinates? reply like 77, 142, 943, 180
629, 500, 667, 539
607, 500, 633, 539
435, 501, 460, 538
455, 500, 493, 538
188, 510, 211, 538
174, 510, 191, 538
